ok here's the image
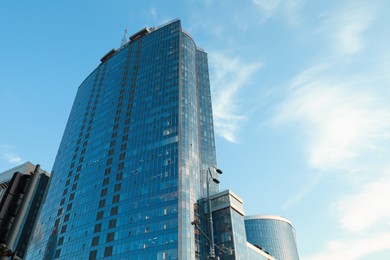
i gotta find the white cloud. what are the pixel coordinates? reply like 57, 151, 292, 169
209, 53, 261, 143
1, 152, 22, 164
274, 65, 390, 171
252, 0, 303, 24
304, 232, 390, 260
0, 144, 22, 165
336, 170, 390, 232
252, 0, 281, 16
319, 1, 376, 55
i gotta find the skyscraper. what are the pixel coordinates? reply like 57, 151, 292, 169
27, 19, 219, 259
245, 215, 300, 260
0, 162, 50, 259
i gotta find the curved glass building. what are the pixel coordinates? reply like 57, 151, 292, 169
244, 215, 299, 260
27, 19, 218, 259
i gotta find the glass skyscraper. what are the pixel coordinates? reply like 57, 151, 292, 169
27, 19, 219, 259
244, 215, 300, 260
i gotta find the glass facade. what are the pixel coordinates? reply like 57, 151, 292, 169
245, 216, 300, 260
26, 19, 218, 260
206, 190, 275, 260
0, 162, 49, 259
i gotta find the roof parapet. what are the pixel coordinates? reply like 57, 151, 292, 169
100, 49, 116, 63
130, 27, 151, 42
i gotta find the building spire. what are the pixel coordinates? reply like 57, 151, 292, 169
120, 28, 128, 47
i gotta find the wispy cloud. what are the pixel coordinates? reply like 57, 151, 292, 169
336, 169, 390, 232
209, 53, 261, 143
252, 0, 281, 17
272, 2, 390, 257
318, 1, 376, 55
2, 152, 22, 164
252, 0, 303, 24
0, 144, 22, 165
275, 65, 390, 171
304, 232, 390, 260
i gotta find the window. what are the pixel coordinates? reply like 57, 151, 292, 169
110, 206, 118, 216
96, 211, 103, 220
112, 195, 120, 204
109, 219, 117, 229
104, 246, 113, 257
106, 232, 115, 242
91, 236, 99, 246
89, 250, 97, 260
61, 225, 67, 234
114, 183, 121, 192
54, 249, 61, 259
94, 223, 102, 233
98, 200, 106, 208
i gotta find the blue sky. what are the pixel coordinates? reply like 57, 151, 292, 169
1, 0, 390, 259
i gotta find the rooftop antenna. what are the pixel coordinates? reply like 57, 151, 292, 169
120, 28, 128, 47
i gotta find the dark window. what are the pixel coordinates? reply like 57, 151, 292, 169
96, 211, 103, 220
108, 219, 117, 229
119, 153, 126, 161
94, 223, 102, 233
120, 143, 127, 151
106, 232, 115, 242
110, 206, 118, 216
104, 246, 113, 257
98, 200, 106, 208
91, 236, 99, 246
89, 250, 97, 260
112, 195, 120, 204
61, 225, 67, 234
117, 162, 124, 170
114, 183, 121, 192
101, 188, 108, 196
54, 249, 61, 258
106, 158, 113, 165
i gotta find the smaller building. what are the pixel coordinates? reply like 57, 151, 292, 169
0, 162, 50, 259
245, 215, 299, 260
201, 190, 275, 260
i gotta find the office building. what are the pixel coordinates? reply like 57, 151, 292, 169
245, 215, 300, 260
205, 190, 276, 260
26, 19, 299, 260
0, 162, 50, 259
27, 19, 218, 259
